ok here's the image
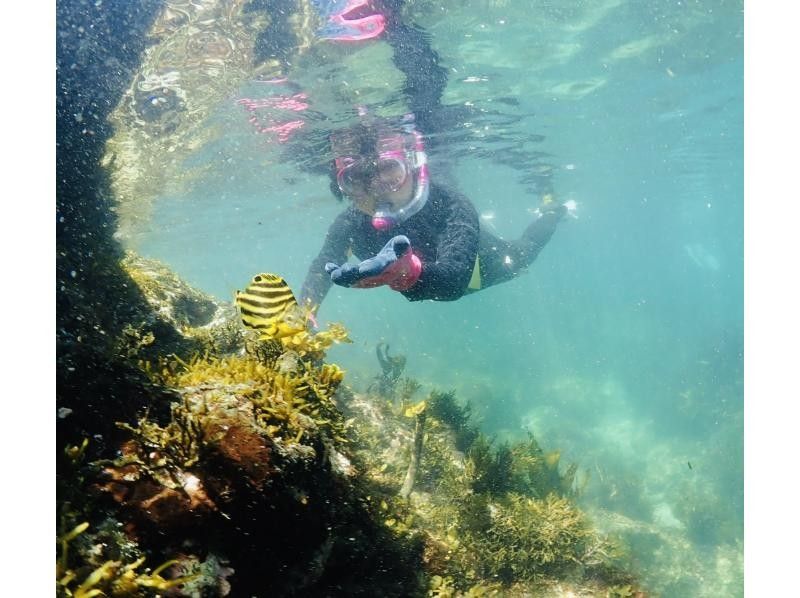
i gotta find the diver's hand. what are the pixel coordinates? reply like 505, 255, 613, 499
325, 235, 422, 291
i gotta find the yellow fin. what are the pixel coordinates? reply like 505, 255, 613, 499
468, 255, 481, 290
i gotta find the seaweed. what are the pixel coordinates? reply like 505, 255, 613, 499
397, 377, 423, 411
278, 322, 352, 360
126, 351, 349, 476
343, 384, 643, 595
369, 343, 407, 399
510, 434, 581, 499
466, 435, 514, 496
57, 518, 195, 598
427, 389, 479, 452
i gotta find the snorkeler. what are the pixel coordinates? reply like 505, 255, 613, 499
299, 114, 576, 308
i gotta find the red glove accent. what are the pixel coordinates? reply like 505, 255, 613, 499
353, 250, 422, 290
388, 251, 422, 291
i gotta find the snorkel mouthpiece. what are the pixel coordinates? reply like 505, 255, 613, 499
372, 204, 396, 231
371, 216, 394, 231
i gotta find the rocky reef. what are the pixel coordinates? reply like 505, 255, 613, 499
58, 259, 420, 596
57, 253, 647, 597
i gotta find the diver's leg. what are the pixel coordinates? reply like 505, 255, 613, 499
517, 208, 564, 264
472, 210, 564, 292
471, 230, 527, 291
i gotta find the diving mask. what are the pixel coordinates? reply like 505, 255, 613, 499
335, 152, 411, 198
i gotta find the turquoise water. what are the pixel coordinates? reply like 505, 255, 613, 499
127, 2, 743, 594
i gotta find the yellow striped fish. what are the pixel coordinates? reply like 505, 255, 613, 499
235, 273, 307, 340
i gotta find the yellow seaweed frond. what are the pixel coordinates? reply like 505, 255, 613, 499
73, 560, 118, 597
428, 574, 457, 597
62, 557, 196, 598
64, 438, 90, 464
280, 322, 352, 359
544, 450, 561, 469
404, 400, 427, 418
174, 354, 275, 387
57, 520, 196, 598
301, 363, 345, 405
112, 557, 197, 593
58, 520, 90, 579
127, 347, 350, 469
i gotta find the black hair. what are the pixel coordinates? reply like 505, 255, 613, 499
331, 121, 386, 156
329, 173, 344, 201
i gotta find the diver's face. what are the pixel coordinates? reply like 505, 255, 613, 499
349, 171, 414, 216
336, 153, 415, 215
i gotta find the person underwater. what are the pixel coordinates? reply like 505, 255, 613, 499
299, 114, 576, 309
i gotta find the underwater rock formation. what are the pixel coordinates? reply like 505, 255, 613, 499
58, 248, 646, 595
58, 245, 651, 596
56, 0, 227, 456
60, 304, 425, 596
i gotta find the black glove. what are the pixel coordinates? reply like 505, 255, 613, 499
325, 235, 419, 289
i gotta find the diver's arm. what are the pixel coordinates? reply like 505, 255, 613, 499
299, 210, 355, 307
402, 189, 480, 301
382, 8, 448, 132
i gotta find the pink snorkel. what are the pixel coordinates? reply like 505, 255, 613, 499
371, 213, 394, 231
315, 0, 385, 42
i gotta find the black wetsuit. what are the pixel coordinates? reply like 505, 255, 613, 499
300, 183, 564, 306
